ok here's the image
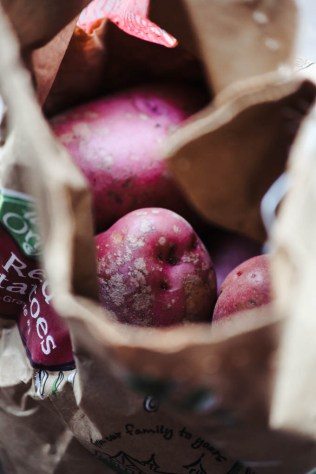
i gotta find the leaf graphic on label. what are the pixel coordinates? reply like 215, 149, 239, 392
67, 369, 77, 385
35, 369, 49, 398
0, 188, 41, 258
52, 371, 65, 395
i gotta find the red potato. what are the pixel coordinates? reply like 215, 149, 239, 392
207, 228, 262, 291
96, 208, 216, 327
213, 255, 271, 323
51, 84, 204, 232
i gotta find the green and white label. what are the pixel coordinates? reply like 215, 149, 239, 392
0, 188, 41, 257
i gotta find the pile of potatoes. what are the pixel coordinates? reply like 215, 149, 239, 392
51, 83, 271, 327
13, 83, 271, 368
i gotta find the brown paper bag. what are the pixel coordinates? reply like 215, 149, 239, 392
0, 0, 90, 50
0, 1, 316, 473
44, 4, 207, 116
0, 327, 111, 473
270, 98, 316, 441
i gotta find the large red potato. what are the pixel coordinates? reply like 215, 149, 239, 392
51, 84, 204, 232
213, 255, 271, 323
96, 208, 216, 327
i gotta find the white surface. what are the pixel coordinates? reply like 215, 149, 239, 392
296, 0, 316, 61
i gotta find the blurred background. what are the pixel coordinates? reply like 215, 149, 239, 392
296, 0, 316, 60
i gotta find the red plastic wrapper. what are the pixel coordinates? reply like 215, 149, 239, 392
0, 189, 41, 319
18, 281, 74, 371
77, 0, 178, 47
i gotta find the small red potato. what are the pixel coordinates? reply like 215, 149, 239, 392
213, 255, 271, 323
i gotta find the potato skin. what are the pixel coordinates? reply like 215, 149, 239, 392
96, 208, 216, 327
213, 255, 271, 323
51, 84, 204, 232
